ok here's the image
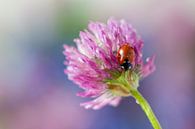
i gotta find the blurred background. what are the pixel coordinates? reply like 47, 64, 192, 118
0, 0, 195, 129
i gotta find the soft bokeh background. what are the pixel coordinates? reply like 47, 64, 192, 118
0, 0, 195, 129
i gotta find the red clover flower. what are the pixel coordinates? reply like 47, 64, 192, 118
63, 18, 162, 129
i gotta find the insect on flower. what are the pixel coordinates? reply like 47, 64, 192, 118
116, 43, 135, 70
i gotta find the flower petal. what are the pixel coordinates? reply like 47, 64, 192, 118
80, 92, 120, 110
141, 55, 156, 78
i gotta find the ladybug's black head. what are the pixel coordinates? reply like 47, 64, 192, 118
121, 59, 132, 70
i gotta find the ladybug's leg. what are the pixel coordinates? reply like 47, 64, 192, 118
113, 51, 117, 55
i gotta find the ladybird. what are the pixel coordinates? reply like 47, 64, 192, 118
116, 44, 135, 70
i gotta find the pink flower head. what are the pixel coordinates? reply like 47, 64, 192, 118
63, 18, 155, 110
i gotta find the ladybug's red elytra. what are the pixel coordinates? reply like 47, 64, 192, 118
116, 44, 135, 70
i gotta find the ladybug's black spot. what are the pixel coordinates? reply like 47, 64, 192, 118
121, 59, 132, 70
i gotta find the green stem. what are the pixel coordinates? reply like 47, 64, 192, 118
131, 89, 162, 129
